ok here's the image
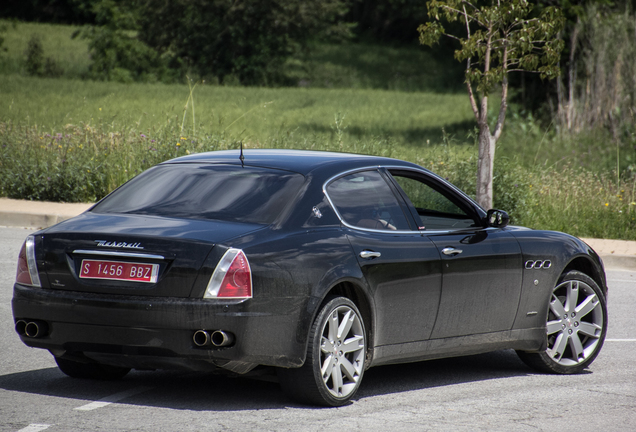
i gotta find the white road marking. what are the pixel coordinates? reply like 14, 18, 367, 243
17, 425, 51, 432
606, 339, 636, 342
75, 386, 152, 411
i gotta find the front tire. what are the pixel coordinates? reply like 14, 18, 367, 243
517, 270, 607, 374
55, 356, 131, 380
278, 297, 367, 406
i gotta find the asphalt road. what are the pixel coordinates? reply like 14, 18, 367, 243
1, 226, 635, 431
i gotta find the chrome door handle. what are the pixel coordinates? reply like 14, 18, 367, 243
442, 247, 463, 256
359, 250, 381, 259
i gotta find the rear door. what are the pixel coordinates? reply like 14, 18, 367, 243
325, 169, 442, 346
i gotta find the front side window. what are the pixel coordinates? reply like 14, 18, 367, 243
391, 173, 477, 230
326, 170, 410, 231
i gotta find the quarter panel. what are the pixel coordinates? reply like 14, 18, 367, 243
227, 227, 367, 358
508, 229, 606, 331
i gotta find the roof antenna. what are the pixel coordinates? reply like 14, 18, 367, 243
239, 141, 245, 167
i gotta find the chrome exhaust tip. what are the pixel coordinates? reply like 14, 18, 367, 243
193, 330, 210, 347
15, 320, 27, 336
210, 330, 235, 347
24, 321, 48, 338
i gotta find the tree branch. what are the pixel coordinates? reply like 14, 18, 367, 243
437, 4, 487, 28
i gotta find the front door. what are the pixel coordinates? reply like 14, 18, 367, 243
385, 169, 523, 339
428, 229, 522, 338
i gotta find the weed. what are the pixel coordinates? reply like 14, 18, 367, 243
331, 112, 347, 150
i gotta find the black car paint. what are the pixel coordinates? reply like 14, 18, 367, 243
12, 149, 606, 375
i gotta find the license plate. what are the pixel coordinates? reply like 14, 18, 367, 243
79, 259, 159, 283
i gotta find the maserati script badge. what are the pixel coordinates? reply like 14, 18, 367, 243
94, 240, 144, 249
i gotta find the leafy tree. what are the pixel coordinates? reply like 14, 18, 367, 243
138, 0, 351, 85
74, 0, 170, 82
78, 0, 351, 85
419, 0, 564, 209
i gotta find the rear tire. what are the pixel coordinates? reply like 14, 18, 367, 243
55, 356, 131, 380
516, 270, 607, 374
278, 297, 367, 406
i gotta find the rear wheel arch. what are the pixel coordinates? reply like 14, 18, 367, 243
327, 281, 375, 363
279, 293, 369, 405
300, 280, 375, 368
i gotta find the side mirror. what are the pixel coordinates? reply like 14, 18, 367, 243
486, 209, 509, 228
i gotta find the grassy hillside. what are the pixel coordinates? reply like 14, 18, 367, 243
1, 21, 635, 239
0, 75, 475, 149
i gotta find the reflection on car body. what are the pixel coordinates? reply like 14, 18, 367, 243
12, 149, 608, 406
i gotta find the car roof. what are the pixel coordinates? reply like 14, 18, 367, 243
165, 149, 424, 177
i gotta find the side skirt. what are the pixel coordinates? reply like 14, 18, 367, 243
370, 328, 545, 367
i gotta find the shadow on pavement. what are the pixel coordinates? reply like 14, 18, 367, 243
0, 349, 534, 411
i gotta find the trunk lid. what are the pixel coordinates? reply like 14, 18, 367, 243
39, 213, 264, 297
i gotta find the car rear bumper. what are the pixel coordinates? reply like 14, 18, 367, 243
12, 284, 308, 372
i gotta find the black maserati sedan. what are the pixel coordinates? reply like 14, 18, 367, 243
13, 149, 607, 406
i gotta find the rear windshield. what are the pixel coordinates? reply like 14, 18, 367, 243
92, 164, 305, 225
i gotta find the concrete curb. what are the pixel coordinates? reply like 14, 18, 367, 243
597, 254, 636, 271
0, 198, 92, 229
580, 238, 636, 271
2, 198, 636, 271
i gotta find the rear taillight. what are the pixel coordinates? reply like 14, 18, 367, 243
204, 248, 252, 299
16, 236, 41, 287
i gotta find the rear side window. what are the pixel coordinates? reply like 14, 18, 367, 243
326, 170, 410, 231
92, 164, 304, 225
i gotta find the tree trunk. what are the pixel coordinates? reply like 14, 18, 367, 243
476, 124, 495, 210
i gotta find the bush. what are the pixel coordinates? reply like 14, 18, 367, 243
24, 34, 64, 77
79, 26, 173, 83
0, 119, 244, 202
0, 23, 6, 53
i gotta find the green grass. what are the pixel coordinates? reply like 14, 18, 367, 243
498, 110, 636, 177
0, 75, 475, 149
4, 109, 635, 240
2, 74, 635, 239
287, 42, 464, 92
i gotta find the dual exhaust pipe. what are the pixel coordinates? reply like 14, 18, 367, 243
17, 320, 233, 347
193, 329, 235, 347
15, 320, 49, 338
